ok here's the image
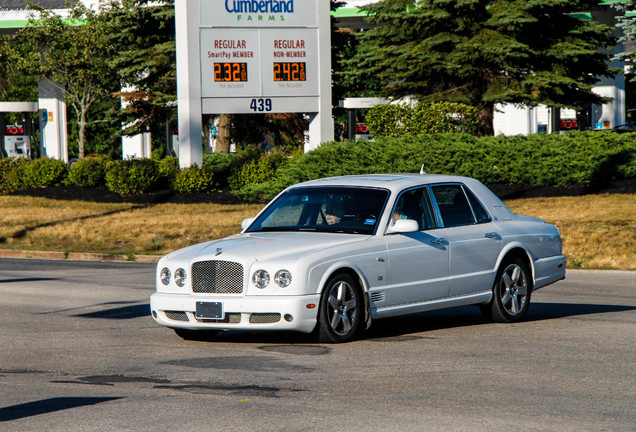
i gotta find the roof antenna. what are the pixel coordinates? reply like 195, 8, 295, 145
419, 164, 426, 175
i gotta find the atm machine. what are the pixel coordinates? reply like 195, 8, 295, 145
3, 125, 32, 158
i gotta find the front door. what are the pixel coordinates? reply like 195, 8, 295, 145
385, 187, 450, 305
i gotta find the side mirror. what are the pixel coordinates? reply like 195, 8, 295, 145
387, 219, 419, 234
241, 218, 255, 230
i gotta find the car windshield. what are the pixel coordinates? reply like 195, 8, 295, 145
246, 186, 389, 235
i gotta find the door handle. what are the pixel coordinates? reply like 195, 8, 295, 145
431, 238, 447, 245
485, 232, 501, 240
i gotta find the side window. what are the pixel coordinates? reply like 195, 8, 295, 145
391, 187, 437, 230
464, 186, 492, 224
432, 185, 476, 227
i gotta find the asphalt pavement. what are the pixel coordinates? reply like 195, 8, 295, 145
0, 258, 634, 431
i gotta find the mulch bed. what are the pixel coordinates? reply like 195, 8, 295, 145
11, 178, 636, 204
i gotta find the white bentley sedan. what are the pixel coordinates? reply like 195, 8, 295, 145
150, 174, 566, 342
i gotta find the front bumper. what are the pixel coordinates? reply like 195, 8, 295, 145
150, 292, 321, 333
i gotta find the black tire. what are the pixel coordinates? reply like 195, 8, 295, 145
173, 328, 219, 341
482, 258, 532, 323
317, 273, 363, 343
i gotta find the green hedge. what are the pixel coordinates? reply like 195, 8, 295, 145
231, 131, 636, 201
228, 151, 290, 190
1, 131, 634, 199
203, 146, 263, 188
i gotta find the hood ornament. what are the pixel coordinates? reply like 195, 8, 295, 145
215, 248, 223, 256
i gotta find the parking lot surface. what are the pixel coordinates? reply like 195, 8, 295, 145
0, 258, 634, 431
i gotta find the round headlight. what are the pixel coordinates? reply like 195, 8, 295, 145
274, 270, 292, 288
252, 269, 270, 289
174, 268, 187, 287
160, 267, 171, 285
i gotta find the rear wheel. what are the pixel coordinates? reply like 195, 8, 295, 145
318, 273, 363, 343
482, 258, 532, 323
173, 328, 219, 341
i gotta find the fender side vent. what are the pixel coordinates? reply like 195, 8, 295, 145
370, 292, 385, 303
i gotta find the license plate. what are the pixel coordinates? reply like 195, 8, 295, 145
195, 302, 223, 320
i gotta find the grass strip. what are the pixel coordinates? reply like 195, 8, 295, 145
0, 194, 633, 270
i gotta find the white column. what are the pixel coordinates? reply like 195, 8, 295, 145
38, 79, 68, 162
305, 0, 334, 152
175, 0, 203, 168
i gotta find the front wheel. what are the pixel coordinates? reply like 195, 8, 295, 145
482, 258, 532, 323
318, 273, 363, 343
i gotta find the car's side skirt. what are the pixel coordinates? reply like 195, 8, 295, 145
371, 291, 492, 320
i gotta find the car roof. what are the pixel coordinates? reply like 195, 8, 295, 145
293, 173, 476, 192
290, 173, 510, 211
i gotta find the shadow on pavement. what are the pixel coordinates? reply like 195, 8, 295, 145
164, 301, 636, 344
73, 303, 149, 320
0, 397, 122, 422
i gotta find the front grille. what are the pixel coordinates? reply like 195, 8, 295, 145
192, 260, 244, 294
249, 313, 281, 324
195, 313, 241, 324
164, 311, 189, 322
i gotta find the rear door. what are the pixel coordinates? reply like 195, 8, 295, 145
430, 184, 501, 297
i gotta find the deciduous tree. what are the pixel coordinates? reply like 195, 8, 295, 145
18, 2, 120, 158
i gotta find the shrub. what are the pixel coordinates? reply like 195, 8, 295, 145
21, 158, 68, 189
105, 159, 160, 196
229, 151, 289, 190
158, 156, 180, 188
366, 101, 480, 138
68, 155, 111, 187
202, 146, 263, 188
173, 166, 215, 193
0, 157, 29, 195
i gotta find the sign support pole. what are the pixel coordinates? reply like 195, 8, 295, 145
175, 0, 203, 168
306, 0, 334, 152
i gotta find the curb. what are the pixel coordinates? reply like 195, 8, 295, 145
0, 249, 161, 263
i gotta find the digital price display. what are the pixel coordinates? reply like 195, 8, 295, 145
273, 62, 306, 82
214, 62, 248, 82
5, 125, 24, 135
560, 119, 578, 130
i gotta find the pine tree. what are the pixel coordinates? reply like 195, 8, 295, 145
348, 0, 617, 135
612, 0, 636, 64
105, 0, 177, 138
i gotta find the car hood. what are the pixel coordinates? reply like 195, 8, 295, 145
164, 232, 372, 263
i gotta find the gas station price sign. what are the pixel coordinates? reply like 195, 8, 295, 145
174, 0, 332, 164
273, 62, 306, 81
214, 62, 248, 82
200, 24, 320, 113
